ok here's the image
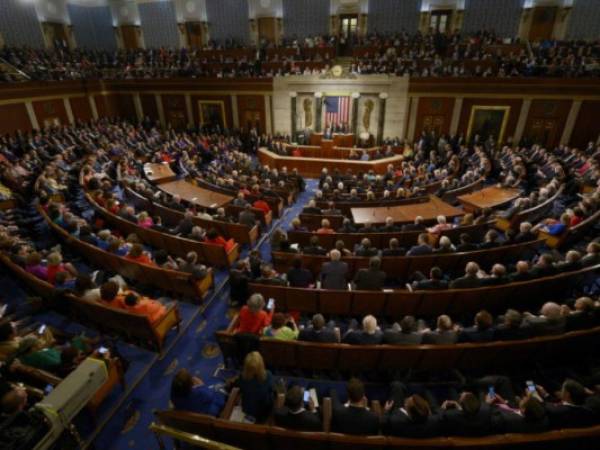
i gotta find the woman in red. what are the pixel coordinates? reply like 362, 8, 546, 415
204, 229, 235, 252
252, 196, 271, 215
235, 294, 273, 335
125, 244, 156, 266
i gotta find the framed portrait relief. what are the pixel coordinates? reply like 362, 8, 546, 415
198, 100, 227, 129
467, 106, 510, 144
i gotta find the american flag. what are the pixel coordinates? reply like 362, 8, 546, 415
324, 96, 350, 126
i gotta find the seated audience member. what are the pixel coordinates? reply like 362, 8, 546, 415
474, 207, 493, 225
539, 213, 571, 236
353, 257, 386, 290
407, 233, 433, 256
427, 215, 452, 235
441, 391, 496, 436
299, 314, 338, 343
235, 294, 273, 335
456, 233, 478, 252
555, 250, 582, 272
422, 315, 458, 344
509, 260, 532, 282
171, 211, 195, 236
412, 266, 449, 290
233, 192, 250, 208
379, 216, 399, 232
99, 281, 125, 308
274, 385, 322, 431
317, 219, 335, 234
319, 249, 348, 289
450, 262, 482, 288
383, 383, 442, 437
514, 222, 536, 243
322, 201, 341, 216
478, 229, 501, 249
46, 251, 77, 284
382, 238, 405, 256
171, 368, 226, 416
538, 379, 597, 429
402, 216, 425, 232
238, 205, 257, 228
459, 310, 495, 342
524, 302, 566, 336
332, 239, 353, 257
435, 236, 455, 253
263, 313, 299, 340
481, 264, 509, 286
564, 297, 598, 331
137, 211, 153, 229
330, 378, 380, 435
286, 257, 313, 288
383, 316, 423, 345
337, 218, 357, 233
177, 251, 207, 280
232, 352, 273, 423
530, 253, 558, 278
290, 218, 308, 232
270, 228, 287, 251
252, 196, 271, 215
303, 235, 327, 255
354, 238, 379, 257
343, 315, 383, 345
494, 309, 531, 341
256, 264, 286, 285
491, 393, 549, 433
121, 292, 167, 324
302, 199, 321, 215
581, 242, 600, 266
205, 228, 234, 251
25, 252, 48, 280
125, 244, 155, 266
229, 260, 250, 306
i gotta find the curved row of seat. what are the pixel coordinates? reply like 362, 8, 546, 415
248, 263, 599, 318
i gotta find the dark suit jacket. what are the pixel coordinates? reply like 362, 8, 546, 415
529, 264, 558, 278
456, 243, 479, 252
273, 407, 322, 431
458, 326, 494, 343
545, 402, 597, 429
239, 210, 257, 227
343, 330, 383, 345
413, 279, 448, 290
355, 247, 379, 257
299, 327, 338, 343
302, 207, 322, 214
422, 330, 458, 344
525, 316, 565, 336
382, 248, 406, 256
402, 223, 426, 232
493, 324, 531, 341
514, 231, 537, 243
442, 405, 498, 436
287, 267, 313, 288
354, 268, 386, 290
331, 402, 380, 435
383, 410, 442, 438
450, 275, 482, 289
172, 218, 194, 236
320, 260, 349, 290
382, 331, 423, 345
303, 245, 327, 255
496, 409, 549, 434
407, 244, 433, 256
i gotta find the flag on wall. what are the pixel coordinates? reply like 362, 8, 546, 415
324, 96, 350, 126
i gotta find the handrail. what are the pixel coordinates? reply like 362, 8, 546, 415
149, 422, 242, 450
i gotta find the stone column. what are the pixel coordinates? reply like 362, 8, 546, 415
314, 92, 323, 133
561, 100, 582, 145
290, 92, 297, 141
185, 94, 194, 127
514, 99, 532, 145
377, 92, 388, 145
231, 94, 239, 128
351, 92, 360, 142
88, 95, 98, 120
155, 94, 165, 127
63, 98, 75, 125
133, 93, 144, 122
25, 102, 39, 130
407, 96, 419, 142
449, 97, 463, 136
264, 94, 273, 134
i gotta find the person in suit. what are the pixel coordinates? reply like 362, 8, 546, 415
238, 205, 257, 228
383, 382, 442, 438
232, 352, 274, 423
286, 257, 313, 288
434, 236, 455, 253
167, 194, 186, 212
171, 211, 195, 236
514, 221, 536, 243
493, 309, 531, 341
321, 201, 342, 215
493, 394, 549, 434
481, 264, 509, 286
353, 257, 386, 290
319, 249, 348, 289
171, 368, 226, 417
378, 216, 400, 233
229, 260, 250, 306
382, 315, 423, 345
529, 253, 558, 278
455, 233, 478, 252
303, 236, 327, 255
422, 315, 458, 344
274, 385, 322, 431
343, 315, 383, 345
478, 229, 501, 249
564, 297, 598, 331
412, 266, 449, 290
441, 391, 498, 436
407, 233, 433, 256
302, 199, 321, 215
232, 192, 249, 207
299, 314, 338, 343
337, 218, 357, 233
450, 262, 483, 289
354, 238, 379, 257
255, 264, 287, 286
330, 378, 380, 435
554, 250, 583, 272
538, 379, 597, 429
402, 216, 426, 232
509, 260, 533, 282
382, 238, 405, 256
523, 302, 566, 336
581, 242, 600, 267
458, 310, 495, 342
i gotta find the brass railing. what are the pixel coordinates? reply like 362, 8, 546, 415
149, 422, 241, 450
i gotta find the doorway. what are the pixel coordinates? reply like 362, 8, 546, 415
185, 22, 203, 49
529, 7, 557, 41
339, 14, 358, 56
429, 10, 453, 34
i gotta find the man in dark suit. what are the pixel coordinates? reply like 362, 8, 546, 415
509, 260, 533, 282
554, 250, 583, 272
581, 242, 600, 267
238, 205, 257, 228
458, 310, 495, 342
299, 314, 338, 343
382, 316, 423, 345
493, 309, 531, 341
540, 379, 597, 429
274, 385, 322, 431
354, 238, 379, 257
118, 205, 138, 223
402, 216, 425, 232
383, 382, 442, 438
321, 201, 342, 215
407, 233, 433, 256
167, 194, 186, 212
412, 267, 448, 290
171, 211, 195, 236
422, 315, 458, 344
382, 238, 405, 256
353, 257, 386, 290
441, 391, 498, 436
302, 199, 321, 215
449, 262, 483, 288
480, 264, 509, 286
455, 233, 479, 252
523, 302, 566, 336
529, 253, 558, 278
343, 315, 383, 345
286, 257, 313, 288
337, 218, 357, 233
330, 378, 380, 435
319, 249, 348, 289
303, 236, 327, 255
378, 216, 400, 232
514, 221, 537, 243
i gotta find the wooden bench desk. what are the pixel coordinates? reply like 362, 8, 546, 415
458, 186, 520, 213
158, 179, 233, 209
144, 163, 177, 184
350, 195, 463, 224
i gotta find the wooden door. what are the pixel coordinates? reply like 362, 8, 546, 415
422, 115, 446, 135
243, 110, 262, 134
257, 17, 276, 44
529, 7, 557, 41
528, 118, 560, 148
430, 10, 453, 33
185, 22, 203, 49
120, 25, 140, 49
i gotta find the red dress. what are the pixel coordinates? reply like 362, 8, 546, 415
235, 306, 273, 335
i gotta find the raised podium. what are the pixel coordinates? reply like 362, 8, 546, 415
310, 133, 354, 147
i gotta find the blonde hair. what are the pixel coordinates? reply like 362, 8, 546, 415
242, 351, 267, 382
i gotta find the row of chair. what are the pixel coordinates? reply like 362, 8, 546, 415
495, 186, 564, 231
39, 204, 214, 300
86, 193, 239, 268
271, 239, 543, 281
248, 263, 600, 318
539, 209, 600, 249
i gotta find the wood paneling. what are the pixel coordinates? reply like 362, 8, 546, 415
161, 94, 188, 129
571, 101, 600, 149
185, 22, 203, 49
94, 94, 119, 118
415, 97, 455, 136
140, 94, 159, 122
258, 17, 276, 43
237, 95, 265, 133
117, 94, 137, 121
458, 98, 523, 144
69, 96, 93, 123
120, 25, 140, 49
191, 95, 233, 129
0, 103, 31, 134
529, 7, 557, 41
523, 99, 572, 148
32, 99, 68, 128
